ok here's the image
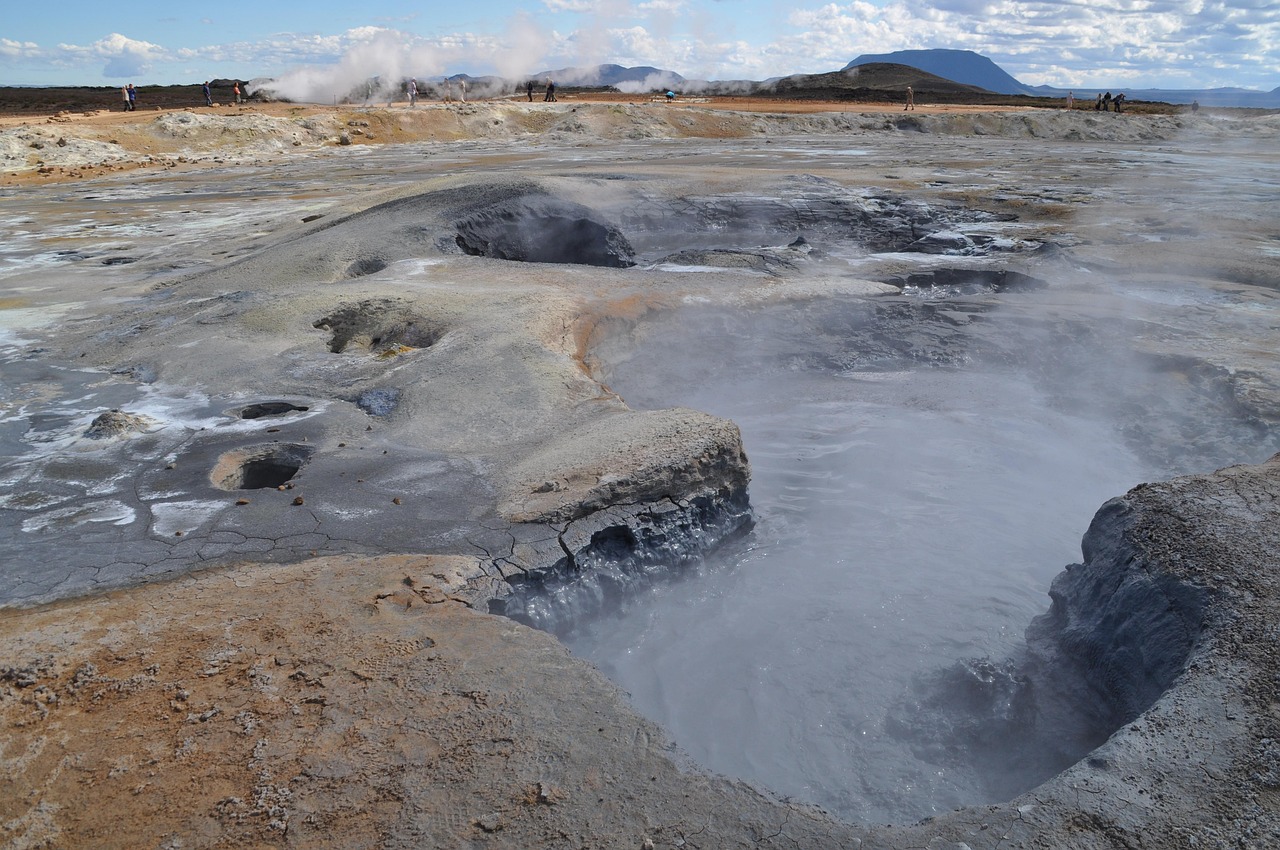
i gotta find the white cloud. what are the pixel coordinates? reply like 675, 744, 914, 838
51, 32, 171, 79
543, 0, 596, 11
0, 38, 42, 59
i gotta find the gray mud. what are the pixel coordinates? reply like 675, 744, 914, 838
3, 108, 1280, 847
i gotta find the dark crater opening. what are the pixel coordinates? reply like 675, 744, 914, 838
454, 196, 636, 268
239, 401, 310, 420
211, 444, 315, 491
313, 299, 445, 355
344, 257, 388, 278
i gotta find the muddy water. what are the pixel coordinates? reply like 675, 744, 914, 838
576, 318, 1087, 821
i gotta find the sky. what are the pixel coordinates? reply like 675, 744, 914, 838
2, 0, 1277, 95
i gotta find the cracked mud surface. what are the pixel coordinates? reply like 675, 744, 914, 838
3, 105, 1280, 846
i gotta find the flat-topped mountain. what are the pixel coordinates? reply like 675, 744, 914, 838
845, 49, 1036, 95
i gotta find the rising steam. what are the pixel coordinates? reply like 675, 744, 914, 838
253, 24, 554, 104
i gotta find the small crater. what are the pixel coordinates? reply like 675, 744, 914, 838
239, 401, 310, 420
211, 444, 316, 491
344, 257, 388, 278
453, 196, 635, 268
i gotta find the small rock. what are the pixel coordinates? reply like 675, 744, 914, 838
235, 498, 250, 506
475, 813, 502, 833
292, 496, 305, 506
392, 497, 402, 505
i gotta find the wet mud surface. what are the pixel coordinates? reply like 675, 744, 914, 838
3, 110, 1280, 846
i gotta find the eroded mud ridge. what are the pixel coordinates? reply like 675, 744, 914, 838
3, 119, 1280, 846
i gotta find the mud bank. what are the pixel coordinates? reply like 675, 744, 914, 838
4, 102, 1278, 182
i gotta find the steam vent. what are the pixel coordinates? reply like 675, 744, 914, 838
3, 102, 1280, 848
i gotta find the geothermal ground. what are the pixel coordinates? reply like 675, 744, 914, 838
2, 97, 1280, 848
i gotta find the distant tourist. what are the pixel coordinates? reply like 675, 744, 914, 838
127, 84, 137, 111
904, 85, 915, 111
409, 78, 418, 106
203, 81, 212, 107
1102, 91, 1113, 111
1095, 93, 1103, 111
442, 80, 452, 103
1191, 99, 1200, 113
459, 78, 466, 103
1066, 91, 1074, 109
233, 82, 241, 104
544, 79, 556, 102
527, 80, 534, 101
1113, 92, 1125, 113
121, 86, 130, 111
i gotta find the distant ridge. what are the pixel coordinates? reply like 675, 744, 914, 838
845, 49, 1035, 96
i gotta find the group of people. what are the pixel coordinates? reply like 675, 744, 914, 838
200, 80, 242, 107
526, 79, 556, 101
1094, 91, 1126, 112
120, 84, 136, 111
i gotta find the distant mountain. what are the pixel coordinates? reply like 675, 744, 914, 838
845, 49, 1035, 96
768, 64, 990, 98
534, 64, 685, 90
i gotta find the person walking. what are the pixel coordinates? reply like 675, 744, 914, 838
459, 78, 466, 103
203, 81, 212, 106
904, 85, 914, 111
233, 81, 241, 104
1066, 91, 1074, 109
408, 78, 417, 106
544, 79, 556, 102
126, 84, 137, 111
1113, 92, 1125, 113
526, 80, 534, 102
121, 85, 131, 111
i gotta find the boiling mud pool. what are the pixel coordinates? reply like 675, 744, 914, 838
565, 291, 1267, 824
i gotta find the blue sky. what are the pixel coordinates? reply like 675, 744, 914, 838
3, 0, 1277, 93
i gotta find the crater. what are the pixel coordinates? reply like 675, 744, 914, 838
211, 444, 316, 491
454, 196, 636, 268
239, 401, 310, 420
344, 257, 388, 278
313, 300, 445, 355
